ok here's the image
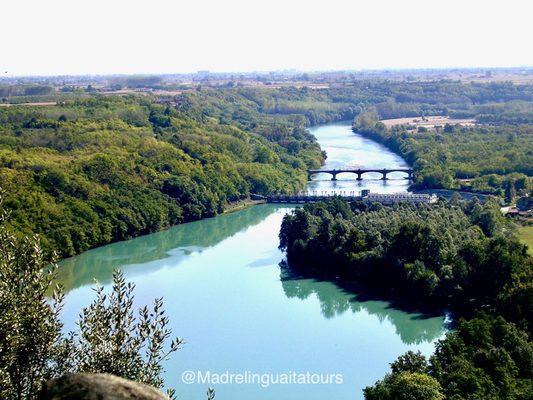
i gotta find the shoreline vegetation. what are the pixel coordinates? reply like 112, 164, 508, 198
280, 197, 532, 400
223, 198, 266, 213
0, 73, 532, 399
280, 198, 533, 400
279, 198, 528, 317
2, 80, 532, 259
352, 110, 532, 201
0, 93, 332, 258
0, 199, 184, 399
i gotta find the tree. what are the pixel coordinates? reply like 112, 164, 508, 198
0, 200, 64, 400
390, 351, 428, 374
429, 315, 533, 400
64, 270, 183, 389
364, 372, 444, 400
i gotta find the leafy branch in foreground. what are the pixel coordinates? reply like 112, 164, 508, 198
63, 270, 183, 388
0, 191, 187, 399
0, 194, 64, 400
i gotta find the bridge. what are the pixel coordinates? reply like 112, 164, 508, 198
307, 168, 414, 181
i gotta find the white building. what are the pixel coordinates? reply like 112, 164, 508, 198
363, 192, 438, 205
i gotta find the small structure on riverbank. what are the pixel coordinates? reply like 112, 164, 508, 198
266, 191, 438, 205
267, 194, 362, 204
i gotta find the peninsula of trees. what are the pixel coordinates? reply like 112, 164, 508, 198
280, 198, 532, 399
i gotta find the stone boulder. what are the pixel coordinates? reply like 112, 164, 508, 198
39, 373, 169, 400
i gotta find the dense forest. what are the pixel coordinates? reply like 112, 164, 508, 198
175, 82, 533, 200
364, 315, 532, 400
1, 80, 532, 253
0, 95, 326, 257
280, 198, 532, 399
279, 198, 530, 318
352, 110, 532, 196
0, 80, 533, 256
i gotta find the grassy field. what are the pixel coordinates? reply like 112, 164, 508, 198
517, 225, 533, 255
380, 115, 476, 129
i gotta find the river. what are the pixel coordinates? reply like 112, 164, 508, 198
307, 121, 410, 194
56, 121, 446, 400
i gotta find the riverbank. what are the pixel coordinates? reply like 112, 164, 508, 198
0, 93, 325, 260
223, 198, 266, 214
352, 111, 532, 201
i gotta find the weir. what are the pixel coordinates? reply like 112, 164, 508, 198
267, 194, 362, 204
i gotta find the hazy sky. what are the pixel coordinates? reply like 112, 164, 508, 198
2, 0, 532, 76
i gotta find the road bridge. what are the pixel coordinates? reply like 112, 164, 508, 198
307, 168, 414, 181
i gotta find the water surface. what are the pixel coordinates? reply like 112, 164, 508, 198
57, 122, 446, 400
307, 121, 410, 195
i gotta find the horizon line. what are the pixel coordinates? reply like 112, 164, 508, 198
2, 66, 533, 80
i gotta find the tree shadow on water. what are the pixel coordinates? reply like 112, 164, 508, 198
279, 261, 450, 345
55, 204, 282, 291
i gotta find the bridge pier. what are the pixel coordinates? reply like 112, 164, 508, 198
381, 170, 388, 180
356, 172, 362, 181
331, 172, 337, 181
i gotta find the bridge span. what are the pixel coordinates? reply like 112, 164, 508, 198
307, 168, 414, 181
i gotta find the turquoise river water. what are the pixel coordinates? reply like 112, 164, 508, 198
56, 121, 447, 400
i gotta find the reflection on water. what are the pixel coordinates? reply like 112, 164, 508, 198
56, 122, 446, 400
56, 204, 282, 291
280, 267, 447, 345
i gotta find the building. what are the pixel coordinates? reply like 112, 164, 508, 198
362, 192, 438, 205
506, 207, 533, 218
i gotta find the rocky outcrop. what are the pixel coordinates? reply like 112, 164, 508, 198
38, 373, 169, 400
